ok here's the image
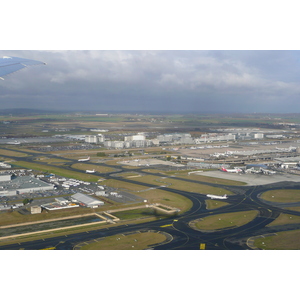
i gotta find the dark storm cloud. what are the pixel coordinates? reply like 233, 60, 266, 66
0, 50, 300, 113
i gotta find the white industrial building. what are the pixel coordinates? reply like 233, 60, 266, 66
157, 134, 174, 143
41, 197, 80, 211
85, 134, 105, 144
265, 134, 286, 139
71, 192, 104, 208
0, 176, 54, 196
195, 133, 236, 143
105, 140, 125, 149
0, 174, 12, 182
124, 134, 146, 142
253, 133, 264, 139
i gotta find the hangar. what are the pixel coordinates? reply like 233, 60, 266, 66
0, 174, 12, 182
71, 193, 104, 208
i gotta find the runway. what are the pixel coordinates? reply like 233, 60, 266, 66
2, 181, 300, 250
2, 148, 300, 250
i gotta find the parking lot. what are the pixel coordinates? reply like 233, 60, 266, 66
0, 173, 145, 209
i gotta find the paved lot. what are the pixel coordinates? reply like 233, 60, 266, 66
198, 170, 300, 186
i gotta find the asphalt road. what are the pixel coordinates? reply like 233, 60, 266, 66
2, 181, 300, 250
2, 147, 300, 250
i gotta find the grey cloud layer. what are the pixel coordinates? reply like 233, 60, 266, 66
0, 50, 299, 113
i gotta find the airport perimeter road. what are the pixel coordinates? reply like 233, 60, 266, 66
2, 150, 300, 250
2, 181, 300, 250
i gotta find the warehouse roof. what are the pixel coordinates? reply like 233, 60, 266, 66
0, 176, 53, 191
71, 192, 104, 207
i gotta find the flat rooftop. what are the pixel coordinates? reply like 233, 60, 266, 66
0, 176, 53, 191
72, 193, 104, 207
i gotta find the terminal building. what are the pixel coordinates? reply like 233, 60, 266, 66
274, 157, 300, 169
85, 134, 105, 144
0, 174, 12, 182
195, 133, 236, 143
157, 133, 194, 145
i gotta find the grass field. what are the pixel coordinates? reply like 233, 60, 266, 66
0, 209, 170, 247
266, 213, 300, 227
49, 149, 100, 159
0, 149, 29, 157
79, 232, 167, 250
260, 189, 300, 203
102, 179, 193, 213
12, 161, 101, 182
113, 207, 168, 220
128, 174, 170, 185
205, 200, 229, 210
102, 179, 147, 192
113, 172, 141, 178
16, 148, 44, 154
281, 207, 300, 212
254, 229, 300, 249
136, 190, 193, 213
153, 177, 234, 195
127, 175, 234, 195
142, 169, 167, 174
0, 207, 105, 227
34, 157, 70, 164
193, 210, 258, 231
71, 163, 115, 173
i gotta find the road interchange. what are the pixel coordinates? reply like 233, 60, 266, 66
1, 147, 300, 250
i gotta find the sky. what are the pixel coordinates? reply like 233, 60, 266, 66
1, 50, 300, 114
1, 1, 300, 115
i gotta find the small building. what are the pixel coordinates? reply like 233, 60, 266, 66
41, 202, 79, 211
71, 192, 104, 208
95, 191, 108, 196
0, 205, 11, 211
55, 197, 69, 205
31, 206, 42, 214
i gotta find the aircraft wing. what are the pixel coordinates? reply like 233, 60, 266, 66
0, 56, 46, 79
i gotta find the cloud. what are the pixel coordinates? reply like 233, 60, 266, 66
0, 50, 300, 113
